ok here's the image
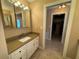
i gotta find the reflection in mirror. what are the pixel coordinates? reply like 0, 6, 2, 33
3, 12, 13, 28
16, 13, 22, 29
1, 0, 32, 39
15, 7, 31, 28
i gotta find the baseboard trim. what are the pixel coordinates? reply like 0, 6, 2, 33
63, 56, 72, 59
38, 46, 45, 50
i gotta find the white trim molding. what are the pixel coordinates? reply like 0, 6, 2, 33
46, 0, 71, 7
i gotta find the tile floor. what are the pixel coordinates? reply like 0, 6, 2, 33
30, 38, 69, 59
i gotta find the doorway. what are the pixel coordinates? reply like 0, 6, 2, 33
43, 0, 71, 57
51, 14, 65, 41
44, 2, 71, 55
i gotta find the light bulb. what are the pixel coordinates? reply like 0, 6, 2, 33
23, 7, 29, 10
14, 2, 19, 6
20, 4, 24, 8
59, 5, 62, 9
14, 1, 21, 7
17, 1, 21, 5
62, 4, 66, 8
8, 0, 14, 3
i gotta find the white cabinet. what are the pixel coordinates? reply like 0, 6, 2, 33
26, 40, 34, 59
9, 49, 22, 59
9, 45, 27, 59
9, 36, 39, 59
26, 37, 39, 59
32, 37, 39, 52
35, 37, 39, 50
20, 45, 27, 59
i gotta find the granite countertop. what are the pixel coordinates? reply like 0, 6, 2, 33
6, 32, 39, 54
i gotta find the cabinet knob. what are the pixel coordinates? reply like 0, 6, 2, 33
20, 57, 22, 59
19, 51, 21, 53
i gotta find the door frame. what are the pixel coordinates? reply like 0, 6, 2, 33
50, 12, 68, 43
43, 0, 71, 57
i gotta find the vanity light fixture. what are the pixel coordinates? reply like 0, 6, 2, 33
20, 4, 25, 8
14, 3, 18, 6
23, 7, 29, 10
14, 1, 21, 7
58, 4, 66, 9
62, 4, 66, 8
17, 1, 21, 5
8, 0, 14, 4
8, 0, 29, 10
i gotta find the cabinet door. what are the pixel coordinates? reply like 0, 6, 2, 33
36, 37, 39, 48
26, 37, 39, 59
26, 40, 34, 59
20, 45, 27, 59
33, 39, 36, 52
9, 45, 27, 59
34, 37, 39, 50
10, 49, 22, 59
32, 39, 36, 54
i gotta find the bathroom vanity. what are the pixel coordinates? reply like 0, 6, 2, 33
6, 33, 39, 59
1, 0, 39, 59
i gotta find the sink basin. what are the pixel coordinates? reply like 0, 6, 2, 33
19, 37, 31, 42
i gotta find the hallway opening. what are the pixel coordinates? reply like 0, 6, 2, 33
45, 2, 71, 56
51, 14, 65, 41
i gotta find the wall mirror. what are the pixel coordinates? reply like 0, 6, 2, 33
1, 0, 32, 39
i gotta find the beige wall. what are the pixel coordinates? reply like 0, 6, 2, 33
29, 0, 57, 48
44, 0, 57, 4
30, 0, 43, 48
4, 28, 31, 39
0, 11, 8, 59
0, 0, 8, 59
66, 0, 79, 59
